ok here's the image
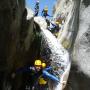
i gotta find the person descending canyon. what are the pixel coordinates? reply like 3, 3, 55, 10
41, 6, 51, 18
34, 0, 39, 16
11, 59, 59, 90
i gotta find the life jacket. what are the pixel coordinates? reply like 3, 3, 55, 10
38, 77, 47, 85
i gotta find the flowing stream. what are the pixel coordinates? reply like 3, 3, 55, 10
40, 27, 71, 90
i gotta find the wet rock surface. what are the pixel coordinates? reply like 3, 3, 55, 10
0, 0, 41, 89
54, 0, 90, 90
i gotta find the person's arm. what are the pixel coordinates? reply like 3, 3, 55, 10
46, 14, 53, 17
51, 22, 56, 27
16, 66, 33, 73
11, 66, 35, 77
34, 4, 37, 10
11, 66, 35, 79
41, 10, 44, 16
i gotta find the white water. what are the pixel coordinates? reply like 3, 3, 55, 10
40, 27, 70, 90
34, 16, 47, 29
26, 7, 34, 20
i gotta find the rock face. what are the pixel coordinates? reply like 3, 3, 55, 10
0, 0, 25, 89
70, 0, 90, 90
53, 0, 90, 90
1, 0, 90, 90
0, 0, 39, 90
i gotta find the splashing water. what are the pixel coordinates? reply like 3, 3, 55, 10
40, 27, 70, 90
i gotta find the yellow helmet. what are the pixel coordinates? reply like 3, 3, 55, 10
55, 21, 59, 25
44, 6, 48, 11
34, 60, 42, 66
42, 62, 46, 68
